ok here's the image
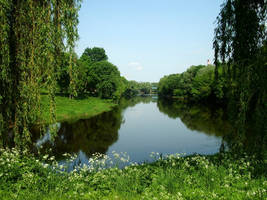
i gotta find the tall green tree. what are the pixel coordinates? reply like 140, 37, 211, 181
80, 47, 108, 63
86, 61, 122, 99
57, 52, 79, 94
213, 0, 266, 137
0, 0, 81, 147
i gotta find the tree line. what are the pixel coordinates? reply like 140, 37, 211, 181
158, 64, 217, 102
56, 47, 157, 100
159, 0, 266, 107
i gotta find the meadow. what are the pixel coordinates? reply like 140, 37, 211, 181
40, 95, 116, 123
0, 148, 266, 200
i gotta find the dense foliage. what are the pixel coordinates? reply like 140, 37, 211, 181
122, 80, 157, 98
158, 65, 218, 102
56, 47, 156, 101
85, 61, 123, 99
80, 47, 108, 63
56, 52, 79, 93
0, 0, 81, 147
213, 0, 266, 139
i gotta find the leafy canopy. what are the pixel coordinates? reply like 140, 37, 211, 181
0, 0, 81, 147
80, 47, 108, 63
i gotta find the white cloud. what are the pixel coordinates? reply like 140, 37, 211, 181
128, 62, 143, 71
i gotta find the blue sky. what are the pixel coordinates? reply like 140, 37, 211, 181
76, 0, 224, 82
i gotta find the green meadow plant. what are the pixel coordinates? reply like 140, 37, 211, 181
0, 148, 266, 199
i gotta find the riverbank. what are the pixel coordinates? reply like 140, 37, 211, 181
40, 95, 117, 123
0, 149, 265, 200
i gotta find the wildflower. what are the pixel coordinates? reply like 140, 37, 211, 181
49, 156, 55, 161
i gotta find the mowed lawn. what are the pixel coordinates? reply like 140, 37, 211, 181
40, 95, 116, 123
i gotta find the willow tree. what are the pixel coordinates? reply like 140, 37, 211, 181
213, 0, 266, 141
0, 0, 81, 147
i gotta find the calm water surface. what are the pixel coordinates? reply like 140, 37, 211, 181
106, 102, 220, 162
34, 97, 229, 166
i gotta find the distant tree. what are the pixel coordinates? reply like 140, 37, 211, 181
158, 74, 180, 97
87, 61, 121, 99
80, 47, 108, 63
57, 53, 70, 93
138, 82, 152, 94
57, 52, 79, 94
75, 59, 89, 95
122, 79, 139, 98
191, 65, 215, 100
158, 65, 216, 101
179, 65, 205, 97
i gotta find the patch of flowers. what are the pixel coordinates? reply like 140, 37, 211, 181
0, 148, 266, 199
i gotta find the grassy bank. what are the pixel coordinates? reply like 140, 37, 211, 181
0, 149, 266, 200
40, 95, 116, 123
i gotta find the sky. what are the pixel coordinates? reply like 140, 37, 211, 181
76, 0, 224, 82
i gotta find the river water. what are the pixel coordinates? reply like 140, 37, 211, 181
33, 96, 235, 167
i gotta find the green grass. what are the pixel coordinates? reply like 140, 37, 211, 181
0, 149, 266, 200
40, 95, 117, 123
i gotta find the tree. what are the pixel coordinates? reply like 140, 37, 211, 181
86, 61, 122, 99
158, 65, 207, 99
57, 52, 79, 94
213, 0, 266, 137
191, 65, 215, 100
158, 74, 180, 97
80, 47, 108, 63
0, 0, 81, 147
122, 79, 139, 98
138, 82, 152, 95
77, 47, 111, 97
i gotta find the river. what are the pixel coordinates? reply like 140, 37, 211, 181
31, 96, 243, 169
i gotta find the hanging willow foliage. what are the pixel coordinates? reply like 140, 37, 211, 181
213, 0, 266, 137
214, 0, 266, 77
0, 0, 81, 148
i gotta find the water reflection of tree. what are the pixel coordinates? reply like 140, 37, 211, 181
119, 96, 154, 110
35, 110, 122, 159
33, 96, 155, 160
157, 99, 266, 159
157, 99, 232, 137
